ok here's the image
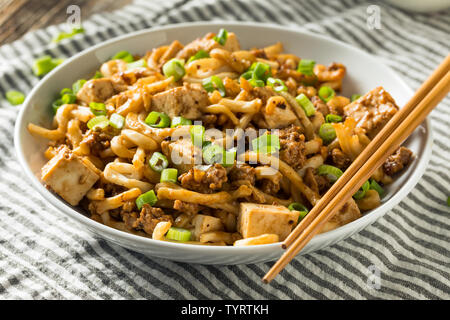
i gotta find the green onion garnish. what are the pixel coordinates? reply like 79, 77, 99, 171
353, 180, 370, 200
325, 114, 343, 123
319, 123, 337, 144
135, 190, 158, 210
202, 75, 226, 96
297, 59, 315, 76
222, 150, 236, 167
160, 168, 178, 183
89, 102, 107, 116
87, 115, 109, 130
202, 144, 225, 165
52, 27, 84, 43
93, 71, 103, 79
61, 93, 77, 105
166, 227, 191, 242
317, 164, 343, 183
52, 99, 63, 114
251, 134, 280, 154
109, 113, 125, 129
288, 202, 309, 222
111, 50, 134, 63
72, 79, 86, 95
60, 88, 72, 96
295, 93, 316, 117
190, 125, 205, 147
32, 55, 63, 77
145, 111, 171, 128
170, 116, 192, 128
369, 179, 384, 197
188, 50, 210, 63
248, 78, 265, 87
127, 59, 147, 70
149, 152, 169, 172
267, 77, 288, 93
5, 90, 25, 105
250, 62, 272, 82
213, 28, 228, 45
162, 58, 185, 82
318, 86, 336, 102
351, 94, 361, 102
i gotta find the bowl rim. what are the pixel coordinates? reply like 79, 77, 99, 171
14, 21, 433, 255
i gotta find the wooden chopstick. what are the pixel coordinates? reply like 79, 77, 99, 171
263, 56, 450, 283
282, 54, 450, 250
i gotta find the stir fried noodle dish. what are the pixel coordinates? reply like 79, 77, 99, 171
28, 29, 413, 246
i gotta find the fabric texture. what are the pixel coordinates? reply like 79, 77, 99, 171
0, 0, 449, 299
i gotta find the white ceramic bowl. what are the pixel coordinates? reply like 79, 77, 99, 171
14, 22, 432, 265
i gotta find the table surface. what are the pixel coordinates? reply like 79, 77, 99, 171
0, 0, 131, 45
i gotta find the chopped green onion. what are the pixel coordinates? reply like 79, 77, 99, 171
52, 99, 63, 114
250, 62, 272, 81
162, 58, 185, 81
32, 55, 63, 76
171, 116, 192, 128
135, 190, 158, 210
251, 134, 280, 154
295, 93, 316, 117
93, 71, 103, 79
222, 150, 236, 167
351, 94, 362, 102
267, 77, 288, 93
297, 59, 316, 76
288, 202, 308, 212
202, 75, 226, 96
89, 102, 107, 116
61, 93, 77, 104
190, 125, 205, 147
166, 227, 191, 242
202, 140, 212, 148
127, 59, 147, 70
188, 50, 210, 63
149, 152, 169, 172
5, 90, 25, 105
317, 164, 343, 183
109, 113, 125, 129
213, 28, 228, 45
145, 111, 171, 128
160, 168, 178, 183
326, 114, 343, 123
60, 88, 72, 96
318, 86, 336, 102
202, 143, 224, 165
87, 115, 109, 130
111, 50, 134, 63
72, 79, 86, 95
248, 78, 265, 87
369, 179, 384, 197
353, 180, 370, 200
319, 123, 337, 144
241, 71, 253, 80
52, 27, 84, 42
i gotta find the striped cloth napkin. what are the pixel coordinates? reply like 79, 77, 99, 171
0, 0, 449, 299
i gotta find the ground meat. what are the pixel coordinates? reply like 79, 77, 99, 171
331, 148, 352, 170
83, 130, 114, 157
277, 125, 306, 170
124, 204, 173, 235
179, 164, 228, 193
228, 163, 256, 186
223, 77, 241, 98
383, 146, 413, 176
311, 95, 329, 115
173, 200, 200, 216
201, 114, 218, 128
258, 179, 280, 195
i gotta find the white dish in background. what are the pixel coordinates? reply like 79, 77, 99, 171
14, 22, 432, 265
385, 0, 450, 12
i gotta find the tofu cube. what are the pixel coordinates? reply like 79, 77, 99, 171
237, 203, 299, 241
191, 214, 224, 241
41, 146, 100, 206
